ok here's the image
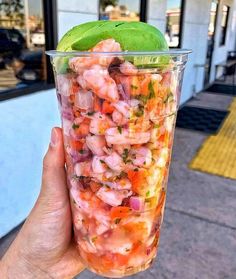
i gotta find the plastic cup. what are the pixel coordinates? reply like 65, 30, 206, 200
46, 49, 190, 278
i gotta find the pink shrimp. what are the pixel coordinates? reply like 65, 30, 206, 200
92, 156, 107, 174
83, 65, 119, 102
104, 178, 132, 190
74, 161, 92, 177
86, 135, 106, 156
96, 187, 132, 207
120, 61, 138, 75
113, 144, 131, 155
112, 110, 128, 126
105, 127, 150, 145
104, 151, 124, 172
131, 147, 152, 168
89, 112, 115, 135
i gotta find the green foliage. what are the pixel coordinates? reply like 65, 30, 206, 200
0, 0, 24, 16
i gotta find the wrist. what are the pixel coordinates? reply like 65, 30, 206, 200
0, 249, 52, 279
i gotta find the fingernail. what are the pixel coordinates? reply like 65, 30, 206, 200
50, 128, 58, 147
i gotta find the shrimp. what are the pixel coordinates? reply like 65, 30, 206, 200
113, 144, 131, 155
130, 147, 152, 168
92, 38, 121, 53
71, 187, 111, 230
113, 100, 130, 117
89, 112, 115, 135
70, 117, 90, 139
86, 135, 106, 156
120, 61, 138, 75
105, 127, 150, 145
83, 65, 119, 102
104, 151, 124, 172
74, 161, 92, 177
70, 39, 121, 76
104, 178, 132, 190
92, 156, 107, 174
96, 187, 132, 207
112, 110, 128, 126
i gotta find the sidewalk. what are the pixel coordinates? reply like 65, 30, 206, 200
1, 91, 236, 279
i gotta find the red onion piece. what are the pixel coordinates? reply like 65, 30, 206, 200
61, 107, 74, 121
129, 196, 145, 211
69, 148, 91, 163
75, 90, 94, 111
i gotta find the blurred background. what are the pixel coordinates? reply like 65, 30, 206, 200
0, 1, 236, 278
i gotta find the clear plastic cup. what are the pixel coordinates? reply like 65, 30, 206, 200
46, 49, 190, 278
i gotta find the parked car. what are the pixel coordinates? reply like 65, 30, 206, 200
31, 32, 45, 47
0, 28, 26, 67
13, 50, 44, 83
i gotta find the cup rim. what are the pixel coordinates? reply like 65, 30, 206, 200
46, 49, 192, 57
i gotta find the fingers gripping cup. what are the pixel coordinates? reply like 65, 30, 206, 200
47, 21, 190, 278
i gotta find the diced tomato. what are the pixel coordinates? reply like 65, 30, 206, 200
127, 169, 148, 195
71, 82, 79, 94
94, 96, 102, 111
140, 75, 151, 96
102, 100, 114, 114
90, 181, 101, 192
73, 119, 90, 137
123, 221, 148, 242
69, 139, 83, 151
110, 206, 131, 219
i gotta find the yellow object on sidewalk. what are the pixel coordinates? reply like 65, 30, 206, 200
190, 98, 236, 179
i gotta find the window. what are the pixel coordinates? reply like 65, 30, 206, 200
99, 0, 141, 21
165, 0, 184, 48
219, 5, 230, 46
0, 0, 57, 101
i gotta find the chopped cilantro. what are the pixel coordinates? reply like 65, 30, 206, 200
122, 148, 129, 163
136, 95, 148, 104
148, 81, 156, 99
146, 190, 150, 197
117, 171, 127, 179
131, 84, 138, 90
72, 123, 80, 129
79, 150, 84, 154
135, 105, 144, 117
115, 218, 121, 224
87, 111, 95, 116
117, 126, 122, 134
154, 123, 160, 129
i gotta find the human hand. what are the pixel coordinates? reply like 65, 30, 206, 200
0, 128, 84, 279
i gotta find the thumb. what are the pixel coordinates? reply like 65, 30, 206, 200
39, 127, 68, 208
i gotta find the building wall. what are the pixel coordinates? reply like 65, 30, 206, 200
147, 0, 167, 34
210, 0, 236, 81
180, 0, 212, 103
57, 0, 99, 39
0, 90, 60, 237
